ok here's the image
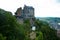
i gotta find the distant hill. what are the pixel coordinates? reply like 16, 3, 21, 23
36, 17, 60, 30
36, 17, 60, 23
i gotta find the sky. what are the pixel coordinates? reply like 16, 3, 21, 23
0, 0, 60, 17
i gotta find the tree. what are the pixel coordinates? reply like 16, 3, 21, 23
36, 31, 43, 40
23, 19, 31, 40
0, 9, 25, 40
35, 19, 60, 40
0, 34, 6, 40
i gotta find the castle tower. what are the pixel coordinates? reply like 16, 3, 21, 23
23, 5, 34, 19
15, 5, 35, 25
15, 7, 23, 18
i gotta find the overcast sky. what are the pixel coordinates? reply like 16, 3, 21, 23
0, 0, 60, 17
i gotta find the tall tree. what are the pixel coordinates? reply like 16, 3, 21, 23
0, 9, 25, 40
35, 19, 60, 40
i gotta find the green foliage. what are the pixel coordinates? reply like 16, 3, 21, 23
0, 9, 60, 40
24, 19, 31, 33
0, 34, 6, 40
23, 19, 31, 40
35, 19, 60, 40
36, 31, 43, 40
0, 9, 25, 40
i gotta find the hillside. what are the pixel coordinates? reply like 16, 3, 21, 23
36, 17, 60, 22
36, 17, 60, 29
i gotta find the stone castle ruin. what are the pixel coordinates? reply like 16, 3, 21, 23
15, 5, 35, 26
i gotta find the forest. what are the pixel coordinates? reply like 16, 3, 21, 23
0, 9, 60, 40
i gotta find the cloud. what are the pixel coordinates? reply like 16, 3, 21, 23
37, 0, 60, 17
0, 0, 60, 17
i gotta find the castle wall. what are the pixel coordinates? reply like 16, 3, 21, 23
15, 5, 35, 25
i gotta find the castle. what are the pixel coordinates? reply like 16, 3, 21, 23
15, 5, 35, 26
